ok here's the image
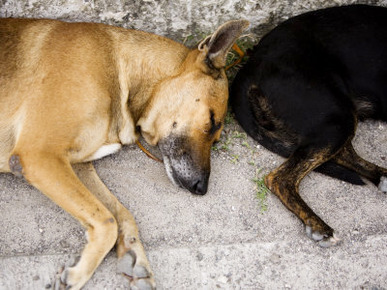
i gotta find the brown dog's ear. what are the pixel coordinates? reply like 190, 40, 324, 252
198, 20, 249, 69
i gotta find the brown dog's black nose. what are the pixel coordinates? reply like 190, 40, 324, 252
191, 176, 209, 195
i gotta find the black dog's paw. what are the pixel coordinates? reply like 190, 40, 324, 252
378, 176, 387, 193
305, 226, 341, 248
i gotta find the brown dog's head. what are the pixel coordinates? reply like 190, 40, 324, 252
137, 20, 249, 195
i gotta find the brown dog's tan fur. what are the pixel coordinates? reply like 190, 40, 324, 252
0, 18, 249, 289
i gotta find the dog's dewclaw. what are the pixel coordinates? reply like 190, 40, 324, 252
117, 251, 156, 290
378, 176, 387, 193
305, 226, 341, 247
9, 154, 23, 177
318, 234, 342, 248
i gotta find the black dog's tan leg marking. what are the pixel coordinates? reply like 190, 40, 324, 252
265, 147, 341, 247
333, 143, 387, 192
14, 152, 118, 290
74, 162, 155, 289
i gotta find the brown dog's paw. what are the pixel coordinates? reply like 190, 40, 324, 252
53, 265, 68, 290
52, 256, 86, 290
117, 250, 156, 290
305, 226, 341, 248
60, 266, 86, 290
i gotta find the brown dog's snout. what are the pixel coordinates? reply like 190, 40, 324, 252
158, 136, 211, 194
167, 161, 210, 195
189, 172, 209, 195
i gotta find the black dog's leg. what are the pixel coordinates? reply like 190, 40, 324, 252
333, 143, 387, 192
265, 146, 341, 247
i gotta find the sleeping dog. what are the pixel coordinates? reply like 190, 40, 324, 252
230, 5, 387, 247
0, 18, 248, 288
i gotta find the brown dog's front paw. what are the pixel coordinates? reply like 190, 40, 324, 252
53, 256, 87, 290
305, 226, 341, 247
59, 267, 79, 290
53, 265, 66, 290
117, 254, 155, 290
117, 250, 156, 290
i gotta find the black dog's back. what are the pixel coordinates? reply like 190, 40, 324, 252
231, 5, 387, 185
285, 5, 387, 121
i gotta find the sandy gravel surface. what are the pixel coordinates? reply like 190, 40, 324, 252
0, 118, 386, 289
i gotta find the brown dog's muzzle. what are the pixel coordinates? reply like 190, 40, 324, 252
158, 135, 210, 195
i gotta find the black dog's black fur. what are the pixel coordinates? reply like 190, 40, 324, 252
230, 5, 387, 246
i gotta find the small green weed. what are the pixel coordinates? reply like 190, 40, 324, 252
182, 31, 209, 47
230, 154, 239, 164
220, 136, 232, 151
232, 131, 247, 139
252, 169, 270, 213
224, 111, 234, 125
242, 141, 251, 149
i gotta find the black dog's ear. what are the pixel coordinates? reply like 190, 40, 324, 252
198, 20, 249, 69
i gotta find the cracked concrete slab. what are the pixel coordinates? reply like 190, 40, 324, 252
0, 120, 386, 289
1, 1, 387, 288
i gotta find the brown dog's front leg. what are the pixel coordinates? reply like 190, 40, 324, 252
73, 162, 156, 289
265, 147, 341, 247
11, 152, 118, 290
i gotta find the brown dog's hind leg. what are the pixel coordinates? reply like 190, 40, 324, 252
14, 152, 118, 290
333, 142, 387, 192
73, 162, 155, 289
265, 147, 341, 247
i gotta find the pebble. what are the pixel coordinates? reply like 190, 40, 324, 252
217, 275, 228, 284
60, 240, 70, 248
270, 253, 281, 264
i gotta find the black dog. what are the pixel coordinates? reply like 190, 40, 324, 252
230, 5, 387, 247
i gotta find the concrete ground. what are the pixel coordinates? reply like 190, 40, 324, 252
0, 118, 386, 289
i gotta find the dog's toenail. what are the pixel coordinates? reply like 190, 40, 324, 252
135, 279, 154, 290
133, 265, 150, 278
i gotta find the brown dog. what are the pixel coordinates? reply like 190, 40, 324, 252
0, 18, 249, 289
